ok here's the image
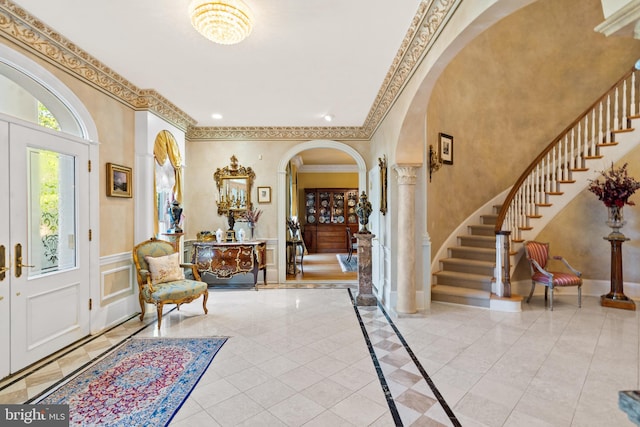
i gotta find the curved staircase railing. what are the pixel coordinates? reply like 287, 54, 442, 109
493, 66, 639, 297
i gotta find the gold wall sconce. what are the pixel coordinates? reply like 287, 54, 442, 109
429, 144, 442, 182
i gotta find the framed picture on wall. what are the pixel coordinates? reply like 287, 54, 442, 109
106, 163, 132, 198
439, 133, 453, 165
257, 186, 271, 203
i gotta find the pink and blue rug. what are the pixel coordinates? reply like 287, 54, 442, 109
36, 337, 227, 426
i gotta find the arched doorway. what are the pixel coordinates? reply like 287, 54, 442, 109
277, 140, 367, 284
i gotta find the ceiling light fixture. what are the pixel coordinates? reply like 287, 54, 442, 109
323, 114, 334, 122
189, 0, 254, 45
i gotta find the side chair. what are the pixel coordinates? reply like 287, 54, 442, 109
346, 227, 357, 262
523, 240, 582, 311
133, 237, 208, 329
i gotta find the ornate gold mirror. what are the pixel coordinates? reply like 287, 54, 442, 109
214, 155, 255, 217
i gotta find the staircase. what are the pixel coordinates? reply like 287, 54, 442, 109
431, 207, 499, 308
431, 66, 640, 310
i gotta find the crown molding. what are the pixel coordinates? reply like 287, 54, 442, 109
185, 126, 369, 141
0, 0, 196, 131
0, 0, 459, 141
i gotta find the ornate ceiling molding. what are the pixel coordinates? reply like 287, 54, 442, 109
186, 126, 369, 141
0, 0, 196, 131
0, 0, 459, 141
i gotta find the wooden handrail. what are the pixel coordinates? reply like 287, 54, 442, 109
494, 66, 636, 233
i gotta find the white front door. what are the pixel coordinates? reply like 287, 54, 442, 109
1, 121, 90, 374
0, 121, 10, 378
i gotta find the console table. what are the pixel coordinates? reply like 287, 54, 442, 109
192, 240, 266, 289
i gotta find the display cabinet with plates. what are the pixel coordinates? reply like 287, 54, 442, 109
303, 188, 358, 253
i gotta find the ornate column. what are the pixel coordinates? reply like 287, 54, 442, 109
394, 164, 420, 314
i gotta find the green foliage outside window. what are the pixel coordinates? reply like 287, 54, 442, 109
37, 101, 60, 131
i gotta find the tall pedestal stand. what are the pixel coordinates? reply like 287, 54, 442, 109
601, 233, 636, 311
355, 233, 377, 306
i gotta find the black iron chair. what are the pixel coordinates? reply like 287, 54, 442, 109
346, 227, 357, 262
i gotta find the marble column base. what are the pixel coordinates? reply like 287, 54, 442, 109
356, 292, 377, 306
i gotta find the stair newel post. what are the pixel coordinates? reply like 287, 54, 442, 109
494, 231, 512, 298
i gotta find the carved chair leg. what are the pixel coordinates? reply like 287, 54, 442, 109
139, 293, 146, 321
203, 291, 209, 315
156, 303, 163, 329
549, 287, 554, 311
526, 282, 536, 303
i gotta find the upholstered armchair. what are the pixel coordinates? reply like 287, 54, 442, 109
524, 241, 582, 311
132, 238, 208, 328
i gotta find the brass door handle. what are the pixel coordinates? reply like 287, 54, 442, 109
15, 243, 35, 278
0, 245, 6, 281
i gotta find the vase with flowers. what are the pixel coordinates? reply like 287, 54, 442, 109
588, 163, 640, 237
243, 206, 263, 240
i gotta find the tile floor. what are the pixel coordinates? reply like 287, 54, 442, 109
0, 287, 638, 426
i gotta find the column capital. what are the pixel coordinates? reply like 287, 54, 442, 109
393, 164, 421, 185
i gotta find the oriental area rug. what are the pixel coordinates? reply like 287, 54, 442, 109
337, 253, 358, 272
36, 337, 227, 427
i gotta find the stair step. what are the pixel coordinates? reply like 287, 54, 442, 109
612, 127, 634, 134
441, 258, 495, 275
459, 235, 495, 248
481, 213, 497, 225
432, 285, 490, 308
468, 224, 494, 236
433, 270, 492, 291
449, 246, 495, 262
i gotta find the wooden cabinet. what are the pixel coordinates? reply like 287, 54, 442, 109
303, 188, 358, 253
192, 241, 266, 288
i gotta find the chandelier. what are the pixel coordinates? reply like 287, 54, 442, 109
189, 0, 254, 45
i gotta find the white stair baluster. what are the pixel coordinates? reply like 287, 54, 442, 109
607, 94, 611, 143
631, 72, 636, 117
614, 87, 620, 130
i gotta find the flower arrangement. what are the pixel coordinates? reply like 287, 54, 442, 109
243, 206, 263, 226
588, 163, 640, 207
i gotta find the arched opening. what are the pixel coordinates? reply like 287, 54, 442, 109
277, 140, 367, 284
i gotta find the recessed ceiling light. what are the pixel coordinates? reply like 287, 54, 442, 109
212, 113, 223, 119
324, 114, 334, 122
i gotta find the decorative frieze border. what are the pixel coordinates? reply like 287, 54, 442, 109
0, 0, 459, 141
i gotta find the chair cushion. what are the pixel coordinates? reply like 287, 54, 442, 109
532, 271, 581, 287
145, 252, 185, 285
142, 279, 207, 302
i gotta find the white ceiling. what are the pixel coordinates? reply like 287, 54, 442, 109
11, 0, 422, 128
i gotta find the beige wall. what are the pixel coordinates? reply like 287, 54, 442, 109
425, 0, 640, 285
297, 172, 358, 189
